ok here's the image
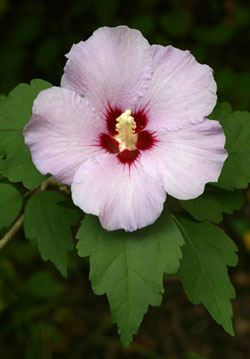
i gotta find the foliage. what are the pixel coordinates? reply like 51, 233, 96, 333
0, 1, 250, 354
180, 187, 244, 223
77, 213, 183, 346
176, 215, 238, 335
211, 103, 250, 190
24, 191, 79, 277
0, 77, 249, 347
0, 183, 22, 230
0, 80, 51, 189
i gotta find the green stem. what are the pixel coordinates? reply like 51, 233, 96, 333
0, 177, 69, 250
0, 213, 24, 250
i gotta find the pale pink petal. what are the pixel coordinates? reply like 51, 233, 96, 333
61, 26, 152, 116
71, 154, 166, 231
136, 45, 217, 130
140, 119, 227, 199
24, 87, 105, 185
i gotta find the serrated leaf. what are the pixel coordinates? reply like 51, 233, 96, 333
0, 183, 22, 230
0, 79, 52, 189
176, 215, 238, 335
77, 213, 184, 346
180, 187, 244, 223
210, 103, 250, 190
24, 191, 79, 277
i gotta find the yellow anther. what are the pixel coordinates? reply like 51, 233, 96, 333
115, 110, 137, 151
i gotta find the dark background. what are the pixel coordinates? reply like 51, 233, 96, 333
0, 0, 250, 358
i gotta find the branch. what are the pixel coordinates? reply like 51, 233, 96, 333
0, 214, 24, 250
40, 176, 58, 191
0, 176, 69, 251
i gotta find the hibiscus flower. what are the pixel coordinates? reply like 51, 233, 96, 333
24, 26, 227, 231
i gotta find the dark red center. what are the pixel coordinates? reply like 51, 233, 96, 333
99, 106, 156, 165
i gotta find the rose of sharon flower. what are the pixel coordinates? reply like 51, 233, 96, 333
24, 26, 227, 232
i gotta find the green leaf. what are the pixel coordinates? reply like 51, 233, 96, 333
211, 103, 250, 190
24, 191, 79, 277
180, 187, 244, 223
77, 213, 184, 346
211, 102, 232, 121
0, 79, 52, 189
0, 183, 22, 230
176, 215, 238, 335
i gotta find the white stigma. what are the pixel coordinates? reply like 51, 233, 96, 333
115, 110, 137, 151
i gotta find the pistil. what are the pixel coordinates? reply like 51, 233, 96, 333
115, 110, 137, 151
